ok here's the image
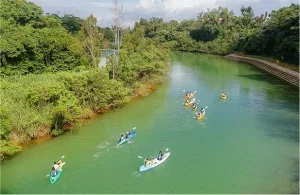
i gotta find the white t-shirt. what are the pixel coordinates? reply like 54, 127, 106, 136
53, 164, 59, 170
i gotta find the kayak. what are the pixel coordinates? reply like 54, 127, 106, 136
221, 95, 226, 99
185, 98, 195, 106
184, 91, 196, 99
50, 162, 65, 184
197, 110, 205, 120
117, 131, 136, 146
139, 152, 171, 172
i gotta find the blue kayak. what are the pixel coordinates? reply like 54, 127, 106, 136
117, 131, 136, 146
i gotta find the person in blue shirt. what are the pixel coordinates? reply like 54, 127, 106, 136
51, 167, 58, 177
157, 151, 163, 160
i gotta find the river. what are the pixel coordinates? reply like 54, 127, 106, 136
1, 52, 299, 194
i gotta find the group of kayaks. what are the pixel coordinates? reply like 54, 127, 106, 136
116, 128, 171, 172
184, 90, 227, 120
183, 90, 206, 119
48, 90, 227, 184
48, 127, 170, 184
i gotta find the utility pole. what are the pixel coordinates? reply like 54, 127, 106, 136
112, 0, 123, 79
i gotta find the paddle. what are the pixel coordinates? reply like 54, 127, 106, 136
183, 90, 197, 93
45, 155, 65, 177
138, 148, 169, 160
193, 106, 208, 118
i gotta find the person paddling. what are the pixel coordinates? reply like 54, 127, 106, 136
50, 167, 58, 177
119, 135, 124, 142
191, 102, 197, 109
157, 151, 163, 161
144, 158, 151, 166
52, 159, 62, 171
197, 108, 205, 116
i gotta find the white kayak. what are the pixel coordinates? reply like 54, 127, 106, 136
139, 152, 171, 172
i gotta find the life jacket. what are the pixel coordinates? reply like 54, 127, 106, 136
51, 171, 57, 177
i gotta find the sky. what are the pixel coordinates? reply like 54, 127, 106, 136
30, 0, 298, 28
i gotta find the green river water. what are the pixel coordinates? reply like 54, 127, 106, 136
1, 52, 299, 194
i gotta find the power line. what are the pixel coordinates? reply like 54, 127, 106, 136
112, 0, 123, 79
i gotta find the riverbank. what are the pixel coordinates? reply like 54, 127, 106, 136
225, 54, 299, 88
16, 81, 161, 148
0, 66, 169, 160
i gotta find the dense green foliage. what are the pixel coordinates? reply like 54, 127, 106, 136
0, 0, 169, 159
0, 0, 81, 75
0, 0, 116, 75
236, 5, 299, 64
106, 27, 170, 87
134, 4, 299, 64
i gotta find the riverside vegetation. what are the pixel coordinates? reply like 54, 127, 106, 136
0, 0, 298, 159
0, 0, 169, 159
133, 4, 299, 65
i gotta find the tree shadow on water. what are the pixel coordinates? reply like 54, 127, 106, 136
238, 73, 294, 87
1, 188, 12, 194
238, 73, 299, 101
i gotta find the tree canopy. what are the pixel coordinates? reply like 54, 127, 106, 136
133, 4, 299, 64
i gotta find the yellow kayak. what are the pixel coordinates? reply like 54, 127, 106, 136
221, 95, 226, 99
184, 91, 196, 99
185, 98, 195, 106
197, 110, 205, 120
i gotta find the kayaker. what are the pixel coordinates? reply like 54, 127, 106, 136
51, 167, 58, 177
221, 92, 225, 97
196, 108, 204, 116
53, 162, 60, 171
200, 108, 205, 113
191, 102, 197, 109
157, 151, 163, 161
119, 135, 124, 142
144, 158, 151, 166
125, 131, 130, 139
